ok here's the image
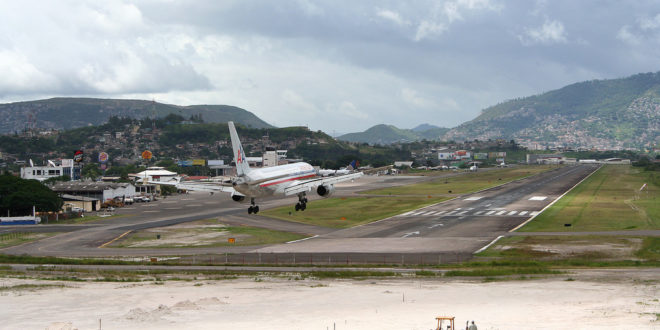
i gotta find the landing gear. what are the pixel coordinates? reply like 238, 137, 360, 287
247, 198, 260, 214
295, 193, 308, 212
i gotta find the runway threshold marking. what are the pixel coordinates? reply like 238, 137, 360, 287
529, 196, 548, 201
486, 210, 496, 215
507, 211, 518, 215
99, 230, 133, 248
519, 211, 528, 216
474, 211, 484, 215
464, 196, 482, 201
496, 210, 507, 215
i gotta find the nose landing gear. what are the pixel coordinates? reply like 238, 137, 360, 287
295, 193, 308, 212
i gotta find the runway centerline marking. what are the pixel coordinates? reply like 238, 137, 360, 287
402, 231, 420, 238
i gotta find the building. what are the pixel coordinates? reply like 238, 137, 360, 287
20, 159, 80, 181
51, 181, 137, 211
526, 154, 565, 164
131, 167, 178, 183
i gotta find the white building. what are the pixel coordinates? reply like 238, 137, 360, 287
131, 167, 179, 183
20, 159, 80, 181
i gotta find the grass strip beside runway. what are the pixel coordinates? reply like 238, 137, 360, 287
358, 165, 557, 196
475, 235, 660, 265
519, 165, 660, 232
261, 196, 448, 228
109, 220, 308, 248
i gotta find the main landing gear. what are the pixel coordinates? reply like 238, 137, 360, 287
295, 193, 308, 212
247, 198, 260, 214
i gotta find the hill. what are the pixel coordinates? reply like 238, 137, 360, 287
0, 97, 273, 134
337, 124, 449, 144
444, 72, 660, 149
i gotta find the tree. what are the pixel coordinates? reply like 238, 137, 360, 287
81, 163, 101, 180
0, 174, 63, 216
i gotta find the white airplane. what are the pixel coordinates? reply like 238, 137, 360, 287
156, 121, 363, 214
318, 160, 359, 177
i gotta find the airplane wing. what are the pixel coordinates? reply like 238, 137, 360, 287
149, 180, 236, 193
283, 172, 363, 196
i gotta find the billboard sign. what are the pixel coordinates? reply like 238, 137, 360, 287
73, 150, 83, 163
489, 152, 506, 159
207, 160, 224, 166
98, 152, 109, 163
192, 159, 206, 166
438, 152, 454, 160
177, 160, 193, 167
474, 153, 488, 160
61, 159, 74, 167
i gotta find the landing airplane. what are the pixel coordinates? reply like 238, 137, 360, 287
155, 122, 363, 214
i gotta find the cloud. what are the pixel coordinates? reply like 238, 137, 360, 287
326, 101, 368, 120
519, 19, 567, 45
401, 88, 433, 108
376, 9, 409, 26
414, 20, 448, 41
281, 90, 319, 113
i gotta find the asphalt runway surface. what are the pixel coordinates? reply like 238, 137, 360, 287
1, 165, 602, 264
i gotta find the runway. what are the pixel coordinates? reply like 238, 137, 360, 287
0, 165, 600, 263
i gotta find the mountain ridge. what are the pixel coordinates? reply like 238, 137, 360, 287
0, 97, 273, 134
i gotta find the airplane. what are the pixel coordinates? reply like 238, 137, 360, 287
153, 121, 363, 214
318, 160, 359, 177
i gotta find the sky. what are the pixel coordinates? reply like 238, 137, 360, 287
1, 0, 660, 134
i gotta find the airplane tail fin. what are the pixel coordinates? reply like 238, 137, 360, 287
347, 160, 359, 171
228, 121, 251, 176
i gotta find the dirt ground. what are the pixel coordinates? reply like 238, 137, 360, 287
1, 271, 658, 330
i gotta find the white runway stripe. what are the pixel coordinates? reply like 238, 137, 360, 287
435, 210, 447, 215
507, 211, 518, 215
519, 211, 528, 216
530, 211, 540, 216
457, 210, 469, 215
496, 210, 507, 215
400, 211, 415, 216
486, 210, 496, 215
445, 210, 457, 215
474, 211, 484, 215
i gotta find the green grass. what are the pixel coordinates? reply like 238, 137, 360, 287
520, 165, 660, 232
261, 196, 447, 228
111, 224, 308, 248
0, 232, 60, 248
0, 283, 66, 291
54, 214, 126, 224
360, 165, 556, 196
474, 235, 660, 267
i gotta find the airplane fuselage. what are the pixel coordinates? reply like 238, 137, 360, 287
233, 162, 317, 198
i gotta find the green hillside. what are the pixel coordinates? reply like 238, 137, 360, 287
445, 72, 660, 149
338, 124, 449, 144
0, 97, 272, 134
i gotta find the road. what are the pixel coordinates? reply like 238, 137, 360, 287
1, 165, 603, 263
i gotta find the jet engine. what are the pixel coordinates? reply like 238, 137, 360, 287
231, 192, 246, 202
316, 184, 335, 197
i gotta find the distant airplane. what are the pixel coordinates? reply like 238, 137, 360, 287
318, 160, 359, 177
154, 122, 363, 214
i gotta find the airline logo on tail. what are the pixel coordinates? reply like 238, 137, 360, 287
236, 146, 244, 164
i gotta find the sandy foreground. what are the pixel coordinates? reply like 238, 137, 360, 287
1, 275, 658, 330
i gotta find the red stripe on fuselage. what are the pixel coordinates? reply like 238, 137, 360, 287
259, 174, 317, 187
